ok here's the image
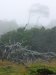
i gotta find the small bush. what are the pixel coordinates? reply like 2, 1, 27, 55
28, 68, 56, 75
37, 68, 55, 75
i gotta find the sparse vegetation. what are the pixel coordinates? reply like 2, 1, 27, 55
0, 60, 27, 75
0, 60, 56, 75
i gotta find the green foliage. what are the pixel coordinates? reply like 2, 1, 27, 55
1, 26, 56, 52
28, 68, 56, 75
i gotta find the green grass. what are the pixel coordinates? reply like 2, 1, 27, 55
0, 60, 27, 75
27, 60, 56, 75
0, 60, 56, 75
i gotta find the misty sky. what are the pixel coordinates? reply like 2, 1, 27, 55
0, 0, 56, 26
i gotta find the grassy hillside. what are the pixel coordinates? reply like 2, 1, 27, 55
0, 60, 27, 75
0, 60, 56, 75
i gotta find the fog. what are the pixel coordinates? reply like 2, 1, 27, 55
0, 0, 56, 27
0, 1, 56, 71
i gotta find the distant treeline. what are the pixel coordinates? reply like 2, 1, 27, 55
0, 26, 56, 52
